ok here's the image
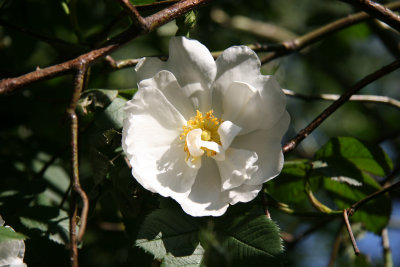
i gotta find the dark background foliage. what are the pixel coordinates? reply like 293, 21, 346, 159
1, 0, 400, 266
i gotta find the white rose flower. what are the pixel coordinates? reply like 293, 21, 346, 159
122, 37, 290, 217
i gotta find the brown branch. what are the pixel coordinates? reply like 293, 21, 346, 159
283, 89, 400, 110
340, 0, 400, 32
67, 64, 89, 267
282, 59, 400, 154
0, 0, 213, 94
348, 180, 400, 216
114, 0, 146, 27
261, 1, 400, 64
104, 55, 141, 70
343, 209, 360, 255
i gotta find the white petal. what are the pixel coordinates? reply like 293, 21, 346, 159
218, 121, 242, 150
136, 37, 217, 113
212, 46, 261, 115
257, 75, 287, 130
231, 111, 290, 186
179, 158, 229, 217
138, 70, 195, 120
122, 86, 198, 196
186, 156, 202, 169
199, 140, 223, 154
221, 81, 264, 135
216, 148, 258, 191
186, 128, 205, 157
135, 57, 164, 81
212, 46, 287, 130
228, 184, 263, 205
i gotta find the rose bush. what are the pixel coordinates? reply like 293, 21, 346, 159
122, 37, 290, 216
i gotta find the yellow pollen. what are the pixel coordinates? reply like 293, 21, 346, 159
180, 110, 223, 158
201, 130, 211, 141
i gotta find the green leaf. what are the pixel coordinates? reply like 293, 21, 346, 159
96, 97, 127, 129
314, 137, 392, 234
216, 212, 283, 265
77, 89, 118, 115
20, 206, 70, 245
136, 208, 205, 266
0, 226, 27, 242
161, 243, 205, 267
266, 160, 311, 203
131, 0, 156, 5
315, 136, 393, 176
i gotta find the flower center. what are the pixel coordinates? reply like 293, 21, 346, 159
180, 110, 223, 158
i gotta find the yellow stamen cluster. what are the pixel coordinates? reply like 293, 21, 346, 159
180, 110, 223, 158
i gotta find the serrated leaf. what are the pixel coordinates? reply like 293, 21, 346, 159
0, 226, 27, 242
217, 213, 283, 264
20, 206, 70, 245
315, 136, 392, 176
161, 243, 205, 267
136, 208, 205, 265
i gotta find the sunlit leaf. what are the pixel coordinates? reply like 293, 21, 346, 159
20, 206, 70, 245
315, 136, 393, 176
0, 226, 27, 242
136, 208, 205, 266
315, 137, 392, 234
216, 212, 283, 265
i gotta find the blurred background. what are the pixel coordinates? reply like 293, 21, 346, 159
1, 0, 400, 266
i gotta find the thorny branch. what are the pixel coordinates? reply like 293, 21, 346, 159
0, 0, 213, 94
340, 0, 400, 33
282, 59, 400, 154
114, 0, 146, 27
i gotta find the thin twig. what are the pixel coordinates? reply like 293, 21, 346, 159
343, 209, 360, 255
382, 228, 393, 267
348, 180, 400, 216
114, 0, 146, 27
67, 63, 90, 267
210, 8, 297, 42
260, 1, 400, 64
340, 0, 400, 33
282, 59, 400, 154
283, 89, 400, 110
305, 179, 342, 214
327, 223, 345, 267
104, 55, 141, 69
0, 0, 213, 94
